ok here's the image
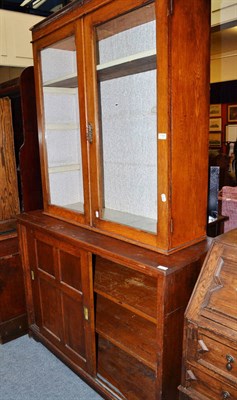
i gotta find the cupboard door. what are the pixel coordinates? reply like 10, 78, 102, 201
85, 0, 158, 247
35, 22, 90, 225
26, 228, 95, 374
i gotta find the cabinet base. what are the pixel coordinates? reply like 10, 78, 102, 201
0, 314, 28, 344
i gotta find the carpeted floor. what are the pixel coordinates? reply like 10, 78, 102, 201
0, 335, 103, 400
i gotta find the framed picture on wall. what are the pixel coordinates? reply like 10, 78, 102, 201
209, 104, 221, 117
209, 118, 222, 131
226, 125, 237, 142
228, 105, 237, 122
209, 132, 221, 147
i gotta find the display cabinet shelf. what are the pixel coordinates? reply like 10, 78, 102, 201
43, 73, 78, 88
46, 123, 79, 130
48, 164, 81, 173
97, 336, 156, 400
95, 294, 157, 370
97, 49, 156, 81
93, 256, 157, 320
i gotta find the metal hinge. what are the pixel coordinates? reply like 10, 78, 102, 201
86, 123, 93, 143
31, 270, 35, 281
83, 306, 89, 321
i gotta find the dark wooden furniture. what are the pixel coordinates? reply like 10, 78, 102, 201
0, 237, 28, 343
0, 66, 42, 214
179, 229, 237, 400
18, 210, 211, 400
207, 215, 229, 237
18, 0, 211, 398
0, 67, 42, 343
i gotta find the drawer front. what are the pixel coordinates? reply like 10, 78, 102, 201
182, 364, 237, 400
196, 332, 237, 385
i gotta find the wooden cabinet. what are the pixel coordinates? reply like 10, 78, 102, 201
179, 229, 237, 400
32, 0, 210, 254
0, 237, 28, 343
17, 0, 211, 398
18, 211, 210, 400
21, 226, 95, 374
0, 67, 42, 343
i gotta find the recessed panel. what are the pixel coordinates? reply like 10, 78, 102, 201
60, 250, 82, 292
36, 240, 55, 276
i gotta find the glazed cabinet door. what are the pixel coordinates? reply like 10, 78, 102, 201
18, 224, 95, 375
34, 22, 90, 226
84, 0, 159, 249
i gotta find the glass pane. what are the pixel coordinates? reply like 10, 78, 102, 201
41, 36, 84, 213
96, 3, 157, 233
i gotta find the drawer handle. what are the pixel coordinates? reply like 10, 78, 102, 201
226, 354, 234, 371
222, 391, 231, 399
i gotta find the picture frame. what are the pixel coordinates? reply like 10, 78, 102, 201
226, 125, 237, 142
209, 118, 222, 132
228, 105, 237, 123
209, 132, 221, 147
209, 104, 221, 117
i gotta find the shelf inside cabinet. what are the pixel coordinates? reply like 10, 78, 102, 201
97, 336, 156, 400
43, 73, 78, 88
93, 256, 157, 321
46, 123, 79, 131
95, 294, 157, 370
97, 49, 156, 81
48, 164, 81, 174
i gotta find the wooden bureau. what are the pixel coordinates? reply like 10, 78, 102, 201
179, 229, 237, 400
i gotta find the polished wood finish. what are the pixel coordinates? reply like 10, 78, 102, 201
0, 67, 43, 213
179, 229, 237, 400
31, 0, 210, 254
19, 0, 211, 397
0, 237, 28, 343
18, 210, 210, 399
0, 98, 20, 222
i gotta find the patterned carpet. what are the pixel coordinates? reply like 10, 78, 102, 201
0, 335, 103, 400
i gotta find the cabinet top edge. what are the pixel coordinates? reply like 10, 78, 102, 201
30, 0, 153, 38
17, 211, 211, 275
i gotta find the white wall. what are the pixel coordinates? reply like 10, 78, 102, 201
211, 51, 237, 83
0, 10, 43, 68
211, 1, 237, 82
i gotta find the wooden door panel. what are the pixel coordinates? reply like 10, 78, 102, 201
62, 293, 86, 361
59, 250, 82, 293
36, 240, 55, 277
39, 278, 61, 342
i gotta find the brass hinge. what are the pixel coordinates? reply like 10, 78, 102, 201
86, 123, 93, 143
83, 306, 89, 321
31, 270, 35, 281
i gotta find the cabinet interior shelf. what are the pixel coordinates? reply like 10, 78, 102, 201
95, 294, 157, 370
97, 49, 156, 81
93, 256, 157, 322
43, 73, 78, 88
48, 164, 81, 174
46, 123, 79, 131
